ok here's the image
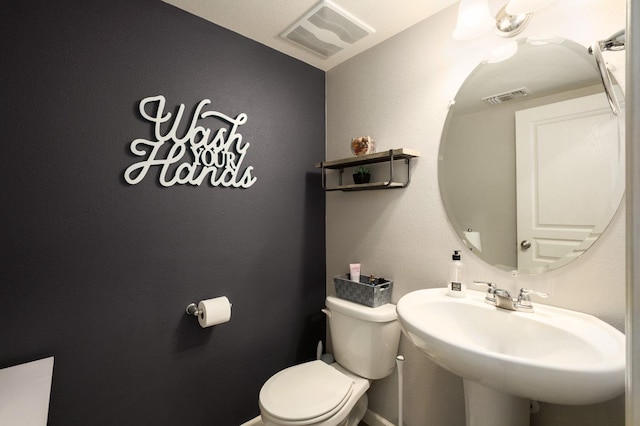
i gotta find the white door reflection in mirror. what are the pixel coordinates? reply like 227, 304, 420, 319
515, 93, 624, 273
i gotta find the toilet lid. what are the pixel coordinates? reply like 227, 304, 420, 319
259, 360, 354, 422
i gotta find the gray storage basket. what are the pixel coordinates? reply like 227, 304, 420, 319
333, 274, 393, 307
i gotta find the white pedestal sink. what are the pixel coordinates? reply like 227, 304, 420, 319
396, 288, 625, 426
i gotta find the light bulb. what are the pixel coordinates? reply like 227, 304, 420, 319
506, 0, 557, 15
453, 0, 494, 40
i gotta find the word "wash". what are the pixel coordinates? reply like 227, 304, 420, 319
124, 95, 257, 188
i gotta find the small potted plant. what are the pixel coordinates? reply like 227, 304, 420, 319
353, 166, 371, 184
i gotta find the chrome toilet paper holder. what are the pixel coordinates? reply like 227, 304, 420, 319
185, 301, 233, 316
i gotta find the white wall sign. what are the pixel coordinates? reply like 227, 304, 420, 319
124, 95, 257, 188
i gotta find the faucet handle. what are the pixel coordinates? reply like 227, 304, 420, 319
473, 280, 496, 290
473, 281, 497, 303
518, 287, 548, 300
516, 288, 548, 311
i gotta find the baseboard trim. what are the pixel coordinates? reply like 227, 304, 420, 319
239, 415, 262, 426
363, 409, 395, 426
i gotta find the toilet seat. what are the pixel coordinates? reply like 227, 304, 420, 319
259, 360, 355, 425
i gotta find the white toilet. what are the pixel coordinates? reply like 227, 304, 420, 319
259, 296, 401, 426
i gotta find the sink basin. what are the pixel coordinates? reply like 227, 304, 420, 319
397, 288, 625, 424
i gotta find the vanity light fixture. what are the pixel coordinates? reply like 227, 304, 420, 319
453, 0, 557, 40
505, 0, 557, 14
453, 0, 495, 40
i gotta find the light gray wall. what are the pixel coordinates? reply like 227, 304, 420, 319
326, 0, 626, 425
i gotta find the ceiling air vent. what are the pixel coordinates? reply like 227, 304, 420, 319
481, 87, 531, 105
281, 0, 374, 58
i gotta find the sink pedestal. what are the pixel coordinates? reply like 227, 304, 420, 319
464, 379, 530, 426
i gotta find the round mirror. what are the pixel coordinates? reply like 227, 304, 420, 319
439, 36, 625, 275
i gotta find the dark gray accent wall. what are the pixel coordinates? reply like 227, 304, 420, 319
0, 0, 326, 424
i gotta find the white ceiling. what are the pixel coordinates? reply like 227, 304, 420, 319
161, 0, 459, 70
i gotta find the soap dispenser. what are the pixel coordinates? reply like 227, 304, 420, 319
447, 250, 467, 298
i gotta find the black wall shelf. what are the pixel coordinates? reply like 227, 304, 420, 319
316, 148, 420, 191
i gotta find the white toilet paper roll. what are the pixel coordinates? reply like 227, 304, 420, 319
197, 296, 232, 328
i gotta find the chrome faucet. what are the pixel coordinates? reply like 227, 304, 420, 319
495, 288, 517, 310
473, 281, 548, 313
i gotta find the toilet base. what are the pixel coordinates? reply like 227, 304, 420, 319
344, 393, 368, 426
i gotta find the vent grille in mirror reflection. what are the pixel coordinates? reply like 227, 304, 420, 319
482, 87, 531, 105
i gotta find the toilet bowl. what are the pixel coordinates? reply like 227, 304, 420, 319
259, 297, 401, 426
259, 361, 369, 426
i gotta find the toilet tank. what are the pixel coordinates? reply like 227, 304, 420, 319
325, 296, 401, 380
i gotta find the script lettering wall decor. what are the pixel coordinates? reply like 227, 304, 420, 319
124, 95, 257, 188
